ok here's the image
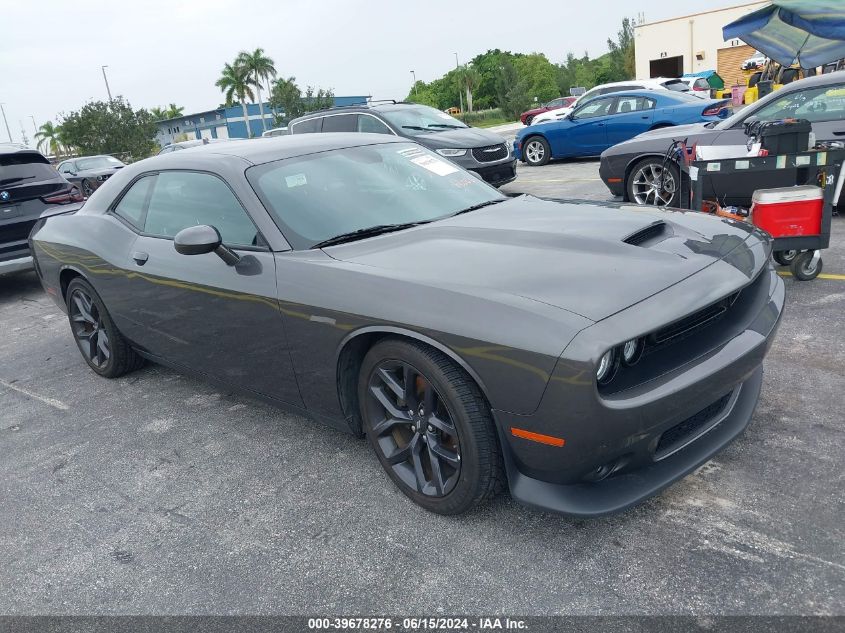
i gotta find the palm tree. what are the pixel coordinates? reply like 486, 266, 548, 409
236, 48, 276, 133
458, 65, 482, 112
34, 121, 64, 158
165, 103, 184, 119
216, 62, 256, 137
150, 107, 167, 121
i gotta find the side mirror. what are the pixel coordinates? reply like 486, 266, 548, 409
174, 224, 240, 266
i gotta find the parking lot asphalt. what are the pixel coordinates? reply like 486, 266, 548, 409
1, 158, 844, 616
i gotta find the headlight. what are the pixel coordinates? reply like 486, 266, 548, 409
435, 148, 467, 157
596, 349, 618, 385
621, 338, 644, 366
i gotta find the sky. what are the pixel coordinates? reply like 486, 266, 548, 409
1, 0, 748, 144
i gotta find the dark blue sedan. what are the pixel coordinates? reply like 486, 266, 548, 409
514, 90, 731, 166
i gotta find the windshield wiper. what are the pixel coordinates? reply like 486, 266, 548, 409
401, 125, 431, 131
451, 199, 505, 217
312, 221, 430, 249
427, 123, 464, 129
0, 176, 36, 185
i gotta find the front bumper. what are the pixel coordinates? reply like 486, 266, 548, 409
468, 159, 517, 187
0, 255, 34, 276
493, 260, 785, 517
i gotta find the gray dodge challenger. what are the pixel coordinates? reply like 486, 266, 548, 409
29, 133, 784, 517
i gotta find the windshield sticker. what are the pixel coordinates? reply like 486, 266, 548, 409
397, 147, 425, 158
285, 173, 307, 188
411, 155, 459, 176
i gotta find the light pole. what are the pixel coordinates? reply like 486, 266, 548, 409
454, 52, 464, 113
410, 70, 416, 97
0, 103, 12, 142
101, 65, 113, 101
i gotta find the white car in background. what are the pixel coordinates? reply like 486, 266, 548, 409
531, 77, 692, 125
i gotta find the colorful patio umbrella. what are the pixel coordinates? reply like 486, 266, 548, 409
723, 1, 845, 68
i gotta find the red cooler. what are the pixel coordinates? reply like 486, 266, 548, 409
750, 185, 823, 238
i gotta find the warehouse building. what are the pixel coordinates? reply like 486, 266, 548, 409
634, 2, 767, 88
154, 96, 370, 148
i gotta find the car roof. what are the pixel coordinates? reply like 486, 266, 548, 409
290, 101, 427, 123
0, 143, 43, 156
150, 132, 409, 166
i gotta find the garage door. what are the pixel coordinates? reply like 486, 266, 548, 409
718, 45, 755, 87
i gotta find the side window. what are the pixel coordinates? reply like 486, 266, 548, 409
614, 97, 655, 114
291, 117, 322, 134
358, 115, 393, 134
113, 176, 155, 229
143, 172, 259, 247
573, 97, 614, 119
752, 83, 845, 123
59, 162, 74, 174
321, 114, 358, 133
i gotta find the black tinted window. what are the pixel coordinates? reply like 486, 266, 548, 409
0, 152, 58, 186
143, 172, 259, 246
292, 118, 321, 134
113, 176, 154, 229
358, 115, 392, 134
322, 114, 357, 132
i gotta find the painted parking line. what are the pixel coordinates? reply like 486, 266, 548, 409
513, 178, 604, 184
0, 379, 69, 410
777, 271, 845, 281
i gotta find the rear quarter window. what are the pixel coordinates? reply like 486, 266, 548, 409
291, 118, 322, 134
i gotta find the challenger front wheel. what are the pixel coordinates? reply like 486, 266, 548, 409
358, 339, 504, 515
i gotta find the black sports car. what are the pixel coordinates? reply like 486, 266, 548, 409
600, 71, 845, 207
30, 133, 784, 516
57, 155, 126, 197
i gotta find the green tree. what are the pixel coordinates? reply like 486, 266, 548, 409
34, 121, 65, 158
215, 62, 255, 138
236, 48, 276, 133
59, 97, 157, 160
150, 106, 167, 120
165, 103, 184, 119
268, 76, 303, 125
302, 86, 335, 113
607, 17, 636, 82
494, 59, 530, 120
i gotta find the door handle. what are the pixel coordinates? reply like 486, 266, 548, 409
641, 115, 649, 119
833, 130, 845, 136
132, 251, 149, 265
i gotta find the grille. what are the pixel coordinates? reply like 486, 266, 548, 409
655, 393, 732, 459
650, 291, 740, 349
472, 143, 508, 162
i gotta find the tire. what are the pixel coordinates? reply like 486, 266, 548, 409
773, 250, 798, 266
790, 251, 823, 281
66, 277, 144, 378
358, 338, 505, 515
522, 136, 551, 166
81, 179, 94, 197
627, 157, 683, 207
525, 115, 534, 126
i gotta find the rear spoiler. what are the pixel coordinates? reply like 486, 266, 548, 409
39, 202, 84, 219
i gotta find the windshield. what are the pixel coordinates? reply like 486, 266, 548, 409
247, 142, 503, 249
378, 105, 469, 136
76, 156, 124, 170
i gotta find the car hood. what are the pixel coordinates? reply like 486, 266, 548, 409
324, 196, 765, 322
412, 127, 507, 149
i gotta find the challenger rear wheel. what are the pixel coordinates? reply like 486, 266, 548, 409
66, 277, 143, 378
358, 339, 504, 515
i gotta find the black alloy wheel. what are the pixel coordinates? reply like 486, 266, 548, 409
81, 179, 94, 197
359, 339, 504, 514
65, 277, 143, 378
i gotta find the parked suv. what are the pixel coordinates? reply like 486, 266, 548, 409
287, 102, 516, 187
1, 144, 82, 276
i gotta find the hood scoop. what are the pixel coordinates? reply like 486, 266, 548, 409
623, 220, 672, 246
